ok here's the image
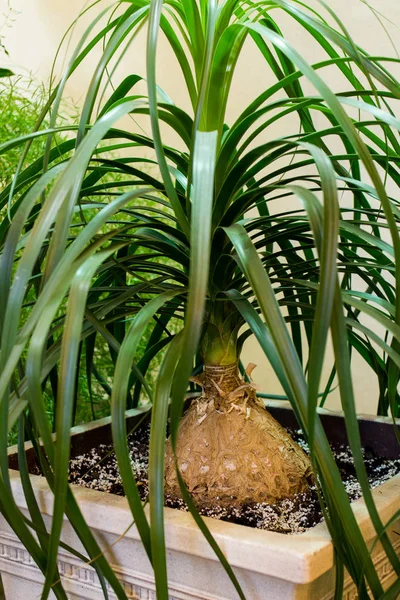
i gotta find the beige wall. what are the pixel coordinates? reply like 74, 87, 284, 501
2, 0, 400, 413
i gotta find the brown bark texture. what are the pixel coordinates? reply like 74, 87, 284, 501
164, 363, 313, 508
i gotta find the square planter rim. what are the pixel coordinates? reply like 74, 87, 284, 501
6, 401, 400, 586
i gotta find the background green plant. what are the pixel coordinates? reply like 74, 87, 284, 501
0, 1, 400, 599
0, 79, 50, 187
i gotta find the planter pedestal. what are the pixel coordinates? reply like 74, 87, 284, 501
2, 403, 399, 600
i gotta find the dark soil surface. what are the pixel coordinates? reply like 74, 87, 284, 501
67, 424, 400, 535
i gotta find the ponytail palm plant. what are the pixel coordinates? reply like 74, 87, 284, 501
1, 0, 400, 598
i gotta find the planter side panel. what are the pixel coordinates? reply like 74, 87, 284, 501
0, 512, 306, 600
1, 513, 399, 600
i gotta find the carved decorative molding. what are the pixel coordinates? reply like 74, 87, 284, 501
321, 536, 400, 600
0, 532, 182, 600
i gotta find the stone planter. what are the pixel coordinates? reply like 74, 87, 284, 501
1, 402, 399, 600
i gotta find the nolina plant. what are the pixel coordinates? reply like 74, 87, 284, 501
0, 1, 400, 598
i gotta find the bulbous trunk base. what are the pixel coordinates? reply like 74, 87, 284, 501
165, 364, 313, 508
